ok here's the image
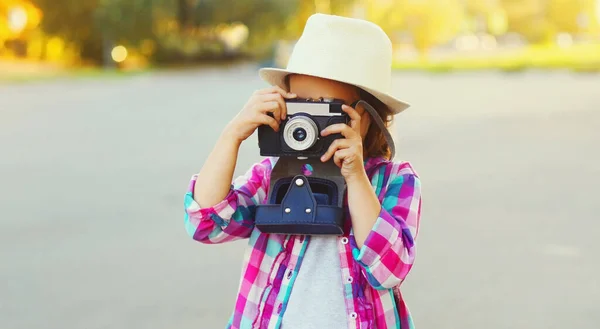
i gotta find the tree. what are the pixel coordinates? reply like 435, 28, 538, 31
177, 0, 195, 30
547, 0, 599, 34
365, 0, 464, 54
32, 0, 102, 60
28, 0, 357, 63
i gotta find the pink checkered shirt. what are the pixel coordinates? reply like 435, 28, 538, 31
184, 157, 422, 329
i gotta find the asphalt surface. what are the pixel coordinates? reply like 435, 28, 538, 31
1, 66, 599, 329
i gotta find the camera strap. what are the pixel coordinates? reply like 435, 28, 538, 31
352, 100, 396, 160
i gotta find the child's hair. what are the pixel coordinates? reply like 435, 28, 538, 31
358, 88, 394, 160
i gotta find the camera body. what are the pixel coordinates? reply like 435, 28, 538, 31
258, 98, 349, 158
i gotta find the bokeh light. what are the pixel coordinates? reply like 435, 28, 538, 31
0, 0, 598, 71
111, 45, 128, 63
7, 6, 28, 33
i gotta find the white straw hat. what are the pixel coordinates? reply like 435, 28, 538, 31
259, 13, 410, 114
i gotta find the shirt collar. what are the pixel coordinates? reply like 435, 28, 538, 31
364, 156, 389, 172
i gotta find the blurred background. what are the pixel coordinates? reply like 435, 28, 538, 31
1, 0, 600, 76
1, 1, 599, 329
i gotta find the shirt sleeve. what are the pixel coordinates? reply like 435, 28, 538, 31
184, 157, 276, 244
351, 170, 422, 290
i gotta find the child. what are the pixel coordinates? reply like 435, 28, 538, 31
184, 14, 422, 329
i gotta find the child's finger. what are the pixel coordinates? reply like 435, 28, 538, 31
259, 86, 296, 99
271, 107, 281, 124
333, 149, 352, 168
321, 123, 358, 139
342, 104, 361, 121
259, 114, 279, 132
342, 104, 361, 131
260, 93, 287, 121
275, 85, 297, 99
257, 101, 281, 123
280, 100, 288, 121
257, 101, 279, 113
333, 150, 344, 168
320, 138, 351, 162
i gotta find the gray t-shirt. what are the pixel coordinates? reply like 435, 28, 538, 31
281, 236, 348, 329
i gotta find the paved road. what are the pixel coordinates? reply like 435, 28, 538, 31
1, 66, 599, 329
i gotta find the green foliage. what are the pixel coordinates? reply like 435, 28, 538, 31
193, 0, 299, 54
33, 0, 596, 64
31, 0, 309, 63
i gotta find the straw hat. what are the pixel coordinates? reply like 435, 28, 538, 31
259, 13, 410, 114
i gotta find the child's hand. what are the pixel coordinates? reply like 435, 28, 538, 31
226, 86, 296, 143
319, 105, 365, 181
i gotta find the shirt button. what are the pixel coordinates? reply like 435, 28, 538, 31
346, 276, 353, 283
286, 270, 293, 279
350, 312, 358, 319
341, 237, 349, 245
277, 304, 283, 314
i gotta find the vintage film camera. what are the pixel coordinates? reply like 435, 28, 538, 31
255, 98, 350, 235
258, 98, 349, 158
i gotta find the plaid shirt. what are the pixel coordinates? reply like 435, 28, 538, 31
184, 157, 422, 329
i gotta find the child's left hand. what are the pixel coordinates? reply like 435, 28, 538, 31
320, 104, 365, 181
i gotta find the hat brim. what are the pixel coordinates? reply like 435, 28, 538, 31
259, 68, 410, 114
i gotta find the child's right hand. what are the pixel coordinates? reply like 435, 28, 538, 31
225, 86, 296, 143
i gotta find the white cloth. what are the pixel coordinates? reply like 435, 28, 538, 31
281, 236, 348, 329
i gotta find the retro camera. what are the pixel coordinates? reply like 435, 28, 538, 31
255, 98, 350, 236
258, 98, 349, 158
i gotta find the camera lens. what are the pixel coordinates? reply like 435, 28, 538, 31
293, 128, 307, 142
283, 116, 319, 151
